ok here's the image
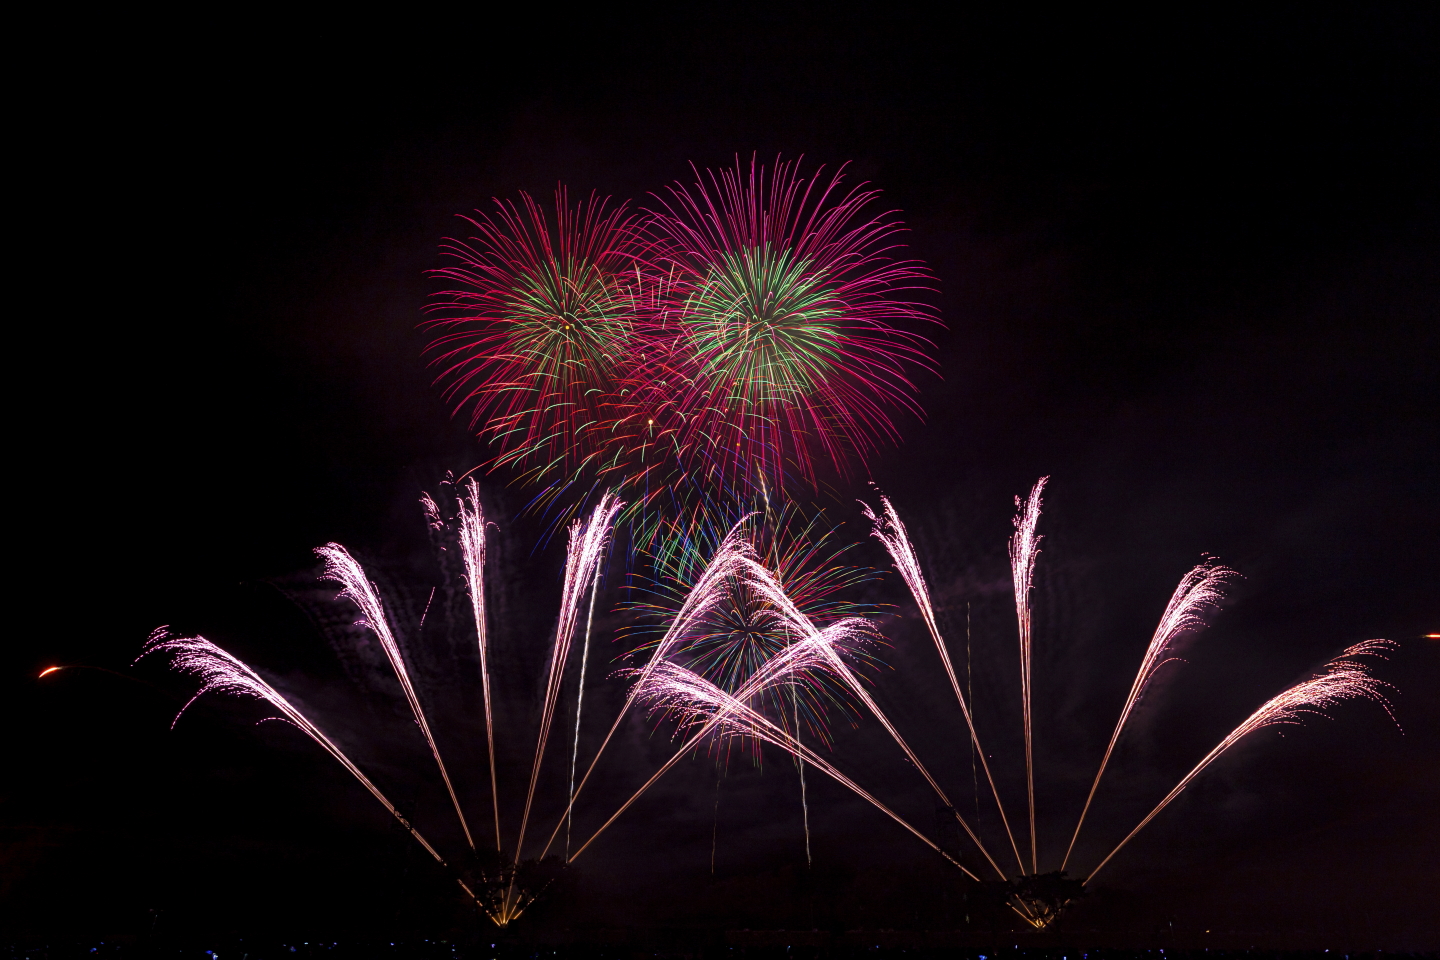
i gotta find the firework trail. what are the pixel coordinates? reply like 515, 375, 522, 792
627, 501, 880, 753
1009, 477, 1046, 874
513, 492, 623, 861
737, 555, 1009, 878
455, 479, 503, 851
138, 630, 481, 904
792, 680, 812, 866
624, 658, 982, 881
1060, 559, 1236, 871
644, 156, 939, 499
537, 520, 758, 859
1087, 640, 1397, 880
318, 543, 475, 850
862, 494, 1025, 871
568, 616, 909, 865
566, 549, 604, 858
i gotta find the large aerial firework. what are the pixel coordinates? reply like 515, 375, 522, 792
642, 156, 939, 497
424, 159, 939, 534
425, 188, 649, 498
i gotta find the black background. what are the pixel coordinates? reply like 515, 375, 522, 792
8, 6, 1438, 950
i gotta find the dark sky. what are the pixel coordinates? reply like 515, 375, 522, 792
9, 7, 1438, 950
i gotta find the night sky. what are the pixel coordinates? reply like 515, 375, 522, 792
9, 8, 1438, 951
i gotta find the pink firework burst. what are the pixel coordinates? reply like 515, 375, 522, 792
641, 155, 941, 497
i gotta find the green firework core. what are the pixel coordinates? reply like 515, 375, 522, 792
684, 243, 843, 404
502, 258, 635, 381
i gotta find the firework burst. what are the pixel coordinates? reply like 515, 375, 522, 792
644, 156, 940, 498
425, 188, 650, 490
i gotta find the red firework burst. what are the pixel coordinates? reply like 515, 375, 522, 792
424, 187, 652, 487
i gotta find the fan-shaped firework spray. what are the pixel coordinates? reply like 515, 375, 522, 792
625, 500, 881, 756
137, 630, 481, 904
1060, 558, 1236, 870
1086, 639, 1396, 879
318, 543, 476, 850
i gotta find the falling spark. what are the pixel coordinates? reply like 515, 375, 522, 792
39, 666, 62, 678
318, 543, 476, 850
1061, 560, 1236, 870
1009, 476, 1046, 874
863, 494, 1024, 871
1087, 640, 1397, 880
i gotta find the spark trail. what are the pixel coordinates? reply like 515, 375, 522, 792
1087, 639, 1397, 880
567, 551, 603, 857
514, 492, 623, 861
455, 478, 503, 851
1061, 559, 1235, 870
1009, 477, 1046, 874
138, 630, 480, 903
863, 494, 1025, 872
738, 555, 1010, 878
537, 522, 757, 859
319, 543, 476, 850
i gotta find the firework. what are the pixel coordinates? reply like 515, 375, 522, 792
424, 162, 939, 551
1009, 476, 1046, 874
1087, 639, 1395, 878
318, 542, 475, 850
643, 156, 939, 499
425, 188, 650, 490
1060, 558, 1236, 870
863, 494, 1025, 871
137, 629, 481, 905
